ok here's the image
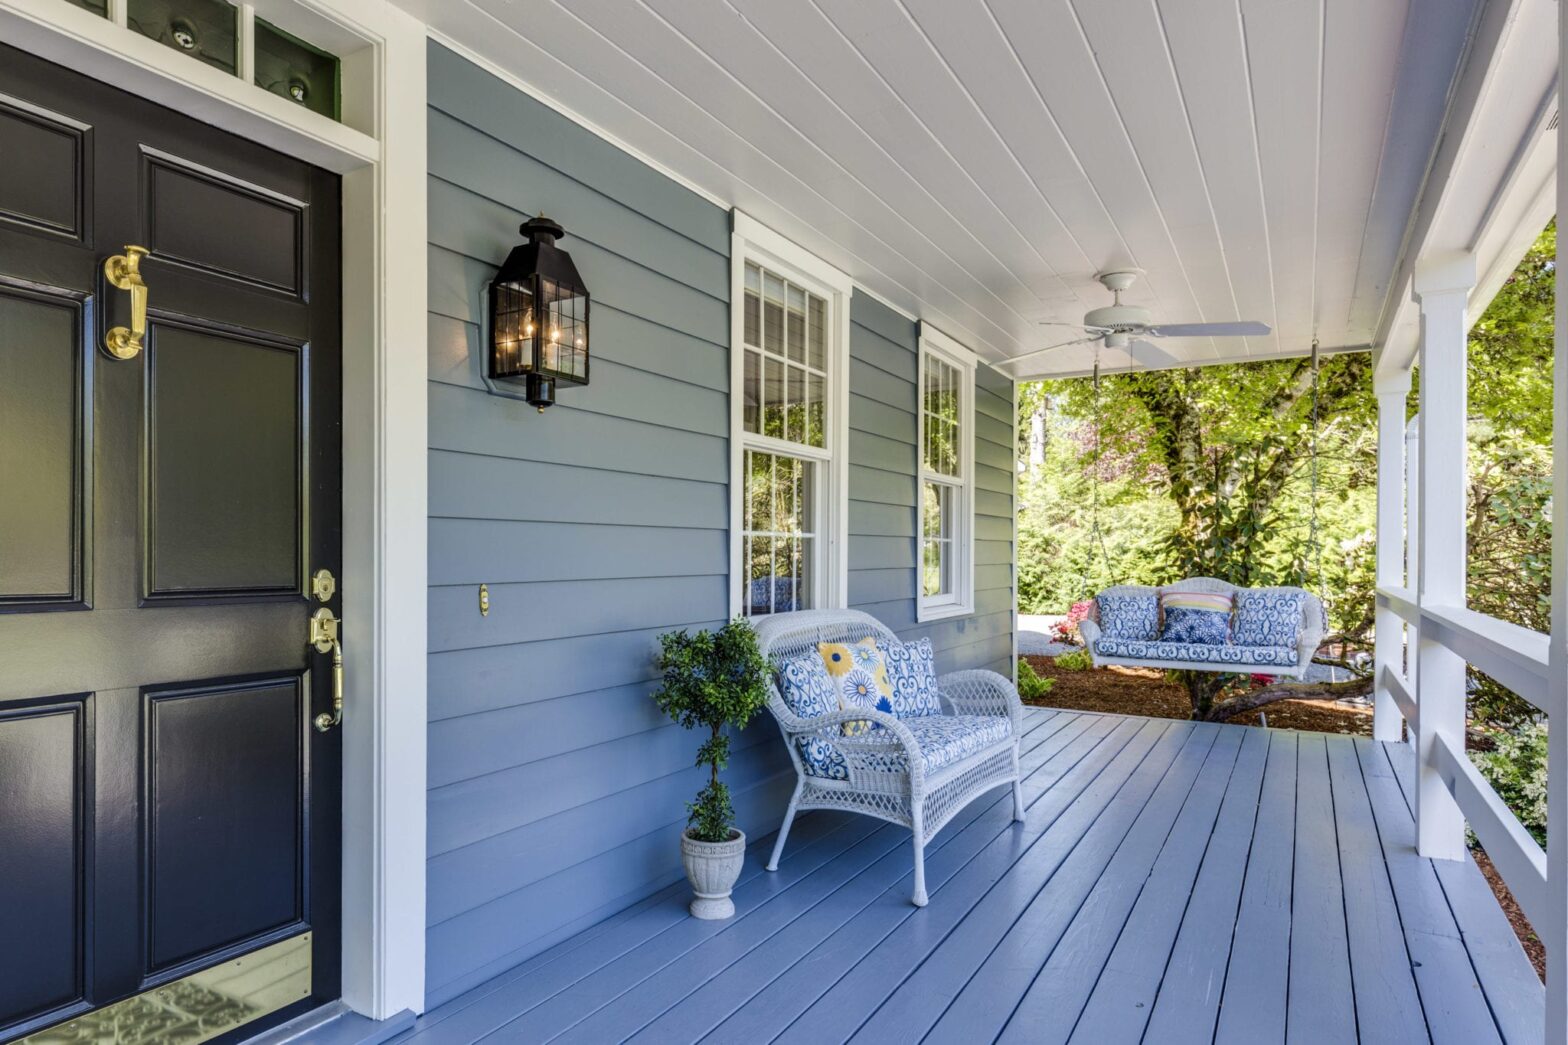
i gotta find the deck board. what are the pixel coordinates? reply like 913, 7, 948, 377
394, 711, 1543, 1045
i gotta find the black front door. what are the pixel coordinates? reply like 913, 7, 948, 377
0, 43, 341, 1043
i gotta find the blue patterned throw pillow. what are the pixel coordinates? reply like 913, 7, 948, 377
777, 655, 850, 779
1234, 590, 1304, 648
1096, 593, 1159, 641
1158, 591, 1232, 646
880, 638, 943, 718
777, 655, 839, 719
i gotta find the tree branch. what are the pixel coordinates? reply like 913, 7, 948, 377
1200, 675, 1374, 722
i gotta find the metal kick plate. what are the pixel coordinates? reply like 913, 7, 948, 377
20, 932, 311, 1044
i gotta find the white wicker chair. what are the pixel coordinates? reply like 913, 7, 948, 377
752, 608, 1025, 907
1078, 576, 1326, 678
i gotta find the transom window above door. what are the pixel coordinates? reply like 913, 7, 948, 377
729, 213, 851, 619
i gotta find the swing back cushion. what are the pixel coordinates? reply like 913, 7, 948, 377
1158, 590, 1233, 645
1233, 590, 1306, 647
1096, 593, 1160, 641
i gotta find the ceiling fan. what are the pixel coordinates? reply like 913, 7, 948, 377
1010, 269, 1270, 369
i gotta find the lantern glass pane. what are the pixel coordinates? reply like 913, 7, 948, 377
491, 279, 535, 378
128, 0, 238, 74
539, 277, 588, 382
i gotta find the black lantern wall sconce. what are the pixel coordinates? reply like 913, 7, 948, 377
488, 216, 590, 410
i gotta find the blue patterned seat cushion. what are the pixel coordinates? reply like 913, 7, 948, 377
1096, 593, 1159, 641
1093, 637, 1299, 667
793, 713, 1011, 780
1233, 590, 1304, 647
880, 638, 943, 718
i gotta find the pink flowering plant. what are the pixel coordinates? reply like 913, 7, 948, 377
1052, 601, 1095, 646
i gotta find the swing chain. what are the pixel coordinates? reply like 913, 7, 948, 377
1307, 338, 1325, 601
1085, 356, 1114, 593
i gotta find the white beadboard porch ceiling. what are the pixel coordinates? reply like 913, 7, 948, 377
403, 0, 1490, 377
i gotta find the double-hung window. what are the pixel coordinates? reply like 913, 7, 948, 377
917, 324, 977, 620
730, 213, 851, 618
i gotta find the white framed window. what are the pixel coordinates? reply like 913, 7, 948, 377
730, 212, 852, 618
917, 324, 977, 621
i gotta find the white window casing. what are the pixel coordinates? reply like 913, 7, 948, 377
917, 323, 977, 622
729, 211, 852, 618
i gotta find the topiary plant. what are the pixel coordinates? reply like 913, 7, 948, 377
652, 618, 771, 843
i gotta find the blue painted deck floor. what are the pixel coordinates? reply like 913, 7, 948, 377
396, 709, 1542, 1044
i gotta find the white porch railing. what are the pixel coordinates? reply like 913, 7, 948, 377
1373, 587, 1551, 931
1370, 242, 1562, 1041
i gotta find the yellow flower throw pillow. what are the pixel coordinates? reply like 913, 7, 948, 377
817, 637, 895, 736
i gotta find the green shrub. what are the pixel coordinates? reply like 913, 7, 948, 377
1053, 649, 1092, 672
1469, 721, 1549, 848
1017, 658, 1054, 701
652, 619, 770, 842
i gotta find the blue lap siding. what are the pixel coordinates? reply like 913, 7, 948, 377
424, 41, 1015, 1004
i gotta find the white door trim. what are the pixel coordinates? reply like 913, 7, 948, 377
0, 0, 430, 1020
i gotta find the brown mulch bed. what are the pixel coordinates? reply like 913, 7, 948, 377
1021, 655, 1375, 735
1023, 652, 1544, 980
1473, 847, 1546, 980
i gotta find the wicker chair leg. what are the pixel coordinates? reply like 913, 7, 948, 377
910, 809, 928, 907
1011, 745, 1026, 822
766, 779, 804, 872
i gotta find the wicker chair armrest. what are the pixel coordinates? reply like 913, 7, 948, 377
938, 669, 1023, 732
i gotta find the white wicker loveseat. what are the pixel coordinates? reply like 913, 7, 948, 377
753, 608, 1025, 907
1079, 576, 1326, 678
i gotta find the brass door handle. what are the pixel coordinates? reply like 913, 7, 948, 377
309, 607, 344, 732
104, 245, 150, 360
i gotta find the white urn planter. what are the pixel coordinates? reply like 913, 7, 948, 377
681, 827, 746, 919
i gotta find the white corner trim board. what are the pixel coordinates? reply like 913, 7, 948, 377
2, 0, 431, 1021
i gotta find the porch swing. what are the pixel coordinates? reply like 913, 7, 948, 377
1075, 344, 1328, 678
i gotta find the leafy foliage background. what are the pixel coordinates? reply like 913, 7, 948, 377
1017, 223, 1555, 729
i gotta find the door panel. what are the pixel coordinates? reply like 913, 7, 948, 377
0, 281, 90, 607
143, 150, 305, 298
0, 96, 89, 241
146, 322, 304, 600
0, 40, 341, 1043
0, 697, 89, 1030
145, 677, 304, 973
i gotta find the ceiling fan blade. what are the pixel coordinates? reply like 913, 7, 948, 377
1006, 335, 1101, 368
1147, 321, 1271, 338
1127, 340, 1180, 369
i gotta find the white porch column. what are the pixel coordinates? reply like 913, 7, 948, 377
1404, 417, 1420, 701
1373, 367, 1412, 741
1413, 251, 1475, 862
1546, 4, 1568, 1036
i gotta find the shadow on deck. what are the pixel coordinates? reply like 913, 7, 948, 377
395, 708, 1542, 1044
